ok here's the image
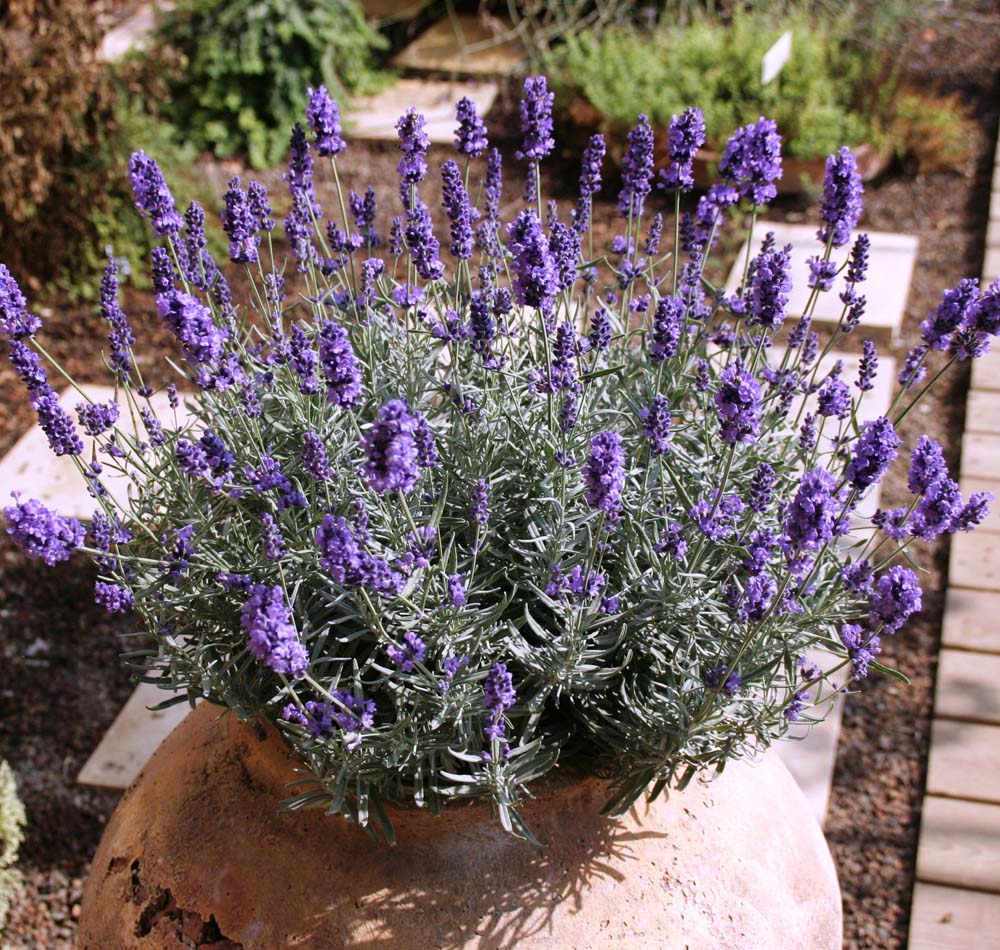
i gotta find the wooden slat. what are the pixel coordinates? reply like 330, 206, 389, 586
936, 649, 1000, 724
917, 796, 1000, 892
971, 346, 1000, 393
961, 432, 1000, 480
909, 883, 1000, 950
950, 531, 1000, 592
966, 390, 1000, 435
926, 719, 1000, 804
942, 588, 1000, 654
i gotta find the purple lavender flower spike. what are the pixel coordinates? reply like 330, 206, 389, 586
640, 395, 672, 456
783, 468, 838, 553
404, 200, 445, 281
306, 86, 346, 156
241, 584, 308, 677
4, 494, 85, 565
470, 479, 490, 529
259, 512, 286, 561
911, 477, 964, 541
807, 256, 838, 292
856, 340, 878, 392
589, 306, 612, 352
649, 295, 683, 362
318, 320, 362, 408
483, 662, 516, 744
659, 107, 706, 194
98, 256, 136, 381
32, 391, 83, 456
447, 573, 467, 608
516, 76, 555, 164
248, 181, 275, 232
746, 240, 792, 331
717, 118, 783, 206
301, 430, 333, 482
222, 177, 261, 264
573, 134, 605, 234
583, 432, 626, 518
507, 210, 558, 312
441, 160, 476, 261
548, 221, 581, 294
454, 96, 488, 158
898, 344, 928, 389
361, 400, 422, 494
8, 341, 47, 394
76, 400, 119, 437
396, 108, 430, 206
386, 631, 427, 673
749, 463, 776, 513
128, 151, 183, 236
95, 582, 133, 614
846, 417, 900, 491
908, 436, 947, 494
817, 372, 851, 419
0, 265, 41, 339
921, 278, 979, 352
869, 566, 922, 633
714, 363, 763, 444
818, 147, 863, 248
618, 114, 655, 219
157, 290, 229, 366
956, 492, 994, 531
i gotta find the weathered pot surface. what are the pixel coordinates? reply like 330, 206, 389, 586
79, 702, 842, 949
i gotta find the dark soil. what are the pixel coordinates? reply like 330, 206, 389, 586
1, 4, 998, 947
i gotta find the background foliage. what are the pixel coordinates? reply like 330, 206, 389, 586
154, 0, 391, 169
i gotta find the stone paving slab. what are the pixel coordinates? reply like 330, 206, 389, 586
0, 384, 185, 521
972, 346, 1000, 391
725, 222, 918, 342
967, 389, 1000, 434
950, 530, 1000, 591
98, 1, 172, 62
77, 682, 193, 788
391, 14, 525, 76
942, 588, 1000, 654
773, 690, 843, 827
935, 648, 1000, 724
347, 79, 498, 144
917, 795, 1000, 893
909, 883, 1000, 950
926, 718, 1000, 803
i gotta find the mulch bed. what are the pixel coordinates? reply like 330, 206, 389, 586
1, 5, 998, 947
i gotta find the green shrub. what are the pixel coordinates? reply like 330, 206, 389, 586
554, 9, 869, 159
0, 761, 25, 929
155, 0, 391, 169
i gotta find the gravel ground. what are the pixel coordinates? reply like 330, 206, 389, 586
1, 5, 998, 947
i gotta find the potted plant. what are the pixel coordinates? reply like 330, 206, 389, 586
2, 78, 994, 947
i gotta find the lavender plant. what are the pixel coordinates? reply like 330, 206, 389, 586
2, 81, 996, 842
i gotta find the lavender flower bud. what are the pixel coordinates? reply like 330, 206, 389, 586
454, 96, 488, 158
306, 85, 346, 156
818, 147, 864, 248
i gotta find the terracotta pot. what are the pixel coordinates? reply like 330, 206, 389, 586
79, 702, 842, 948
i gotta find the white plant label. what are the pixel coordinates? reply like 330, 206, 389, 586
762, 31, 793, 85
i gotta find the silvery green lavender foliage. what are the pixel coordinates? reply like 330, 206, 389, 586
2, 81, 998, 841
